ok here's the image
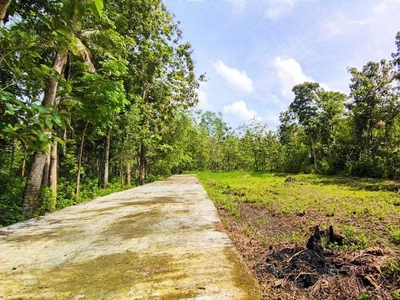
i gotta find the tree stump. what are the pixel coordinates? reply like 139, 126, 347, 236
306, 225, 324, 255
284, 177, 296, 183
329, 225, 345, 245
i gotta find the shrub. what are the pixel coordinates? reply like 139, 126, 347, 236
34, 187, 56, 217
0, 173, 25, 226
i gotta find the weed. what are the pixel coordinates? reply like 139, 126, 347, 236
341, 225, 369, 250
243, 225, 252, 237
392, 289, 400, 300
384, 260, 400, 281
357, 292, 372, 300
391, 230, 400, 245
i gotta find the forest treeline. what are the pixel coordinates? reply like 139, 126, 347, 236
0, 0, 200, 224
192, 32, 400, 178
0, 1, 399, 226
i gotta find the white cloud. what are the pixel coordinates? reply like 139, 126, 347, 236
266, 0, 297, 20
213, 60, 254, 93
196, 83, 212, 110
223, 101, 259, 121
273, 57, 313, 98
264, 111, 281, 129
320, 0, 400, 40
273, 57, 330, 99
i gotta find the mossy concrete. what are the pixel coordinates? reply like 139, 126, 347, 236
0, 175, 260, 299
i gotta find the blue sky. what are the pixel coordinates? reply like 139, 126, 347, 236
165, 0, 400, 130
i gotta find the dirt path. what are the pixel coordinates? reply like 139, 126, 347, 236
0, 175, 260, 300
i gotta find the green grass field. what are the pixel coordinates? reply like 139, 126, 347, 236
198, 172, 400, 248
197, 172, 400, 299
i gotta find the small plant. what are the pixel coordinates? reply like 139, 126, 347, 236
391, 230, 400, 245
243, 225, 252, 237
384, 260, 400, 281
392, 289, 400, 300
357, 292, 372, 300
342, 225, 369, 250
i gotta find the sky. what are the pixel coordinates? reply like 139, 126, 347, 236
164, 0, 400, 130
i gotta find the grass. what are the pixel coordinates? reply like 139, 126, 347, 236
197, 171, 400, 249
198, 171, 400, 298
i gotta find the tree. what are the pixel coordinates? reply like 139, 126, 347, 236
199, 111, 229, 171
278, 110, 309, 173
238, 119, 269, 172
393, 31, 400, 80
9, 0, 104, 217
289, 82, 322, 171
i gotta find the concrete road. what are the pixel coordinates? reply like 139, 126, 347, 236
0, 175, 260, 300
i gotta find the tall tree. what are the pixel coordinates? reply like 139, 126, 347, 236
18, 0, 103, 217
289, 82, 322, 171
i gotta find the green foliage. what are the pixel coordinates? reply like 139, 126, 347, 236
34, 187, 56, 217
0, 92, 68, 152
56, 179, 75, 210
391, 230, 400, 245
0, 172, 25, 226
384, 260, 400, 281
341, 225, 369, 250
392, 289, 400, 300
357, 293, 372, 300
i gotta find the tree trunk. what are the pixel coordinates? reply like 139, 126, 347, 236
309, 134, 317, 171
9, 139, 15, 174
75, 120, 88, 201
126, 162, 131, 186
0, 0, 11, 23
23, 153, 47, 217
62, 127, 67, 156
20, 147, 27, 179
22, 52, 67, 218
139, 142, 146, 185
42, 151, 50, 186
49, 137, 58, 195
102, 128, 111, 188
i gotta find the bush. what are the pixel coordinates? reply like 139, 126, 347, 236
350, 157, 388, 178
0, 173, 25, 226
56, 178, 76, 209
33, 187, 57, 217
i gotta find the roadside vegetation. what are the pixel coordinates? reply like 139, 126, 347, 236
198, 172, 400, 299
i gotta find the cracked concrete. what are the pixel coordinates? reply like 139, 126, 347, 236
0, 175, 260, 300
